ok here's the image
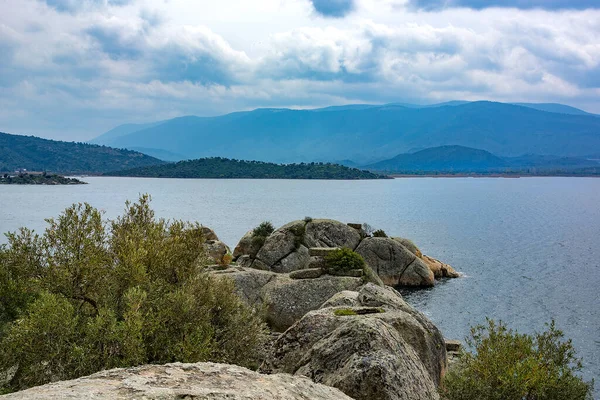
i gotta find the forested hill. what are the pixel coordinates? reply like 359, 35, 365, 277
105, 157, 388, 179
0, 132, 165, 174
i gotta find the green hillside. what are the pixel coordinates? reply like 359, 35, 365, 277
105, 157, 388, 179
366, 145, 507, 172
0, 132, 165, 174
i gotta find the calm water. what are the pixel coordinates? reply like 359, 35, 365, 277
1, 177, 599, 389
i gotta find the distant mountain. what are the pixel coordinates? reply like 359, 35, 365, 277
0, 132, 165, 174
105, 157, 387, 180
127, 147, 188, 162
365, 145, 507, 172
363, 145, 600, 175
90, 121, 166, 144
92, 101, 600, 164
511, 103, 594, 116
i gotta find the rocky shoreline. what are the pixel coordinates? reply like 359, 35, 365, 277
2, 219, 461, 400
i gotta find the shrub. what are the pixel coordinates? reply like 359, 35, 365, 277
334, 308, 358, 316
252, 221, 274, 238
304, 216, 313, 223
441, 319, 594, 400
324, 248, 366, 274
251, 221, 275, 247
372, 229, 387, 238
0, 195, 266, 393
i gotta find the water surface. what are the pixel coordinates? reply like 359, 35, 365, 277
1, 177, 599, 389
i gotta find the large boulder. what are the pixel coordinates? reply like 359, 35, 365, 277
1, 362, 352, 400
392, 237, 459, 279
201, 226, 232, 265
233, 219, 362, 273
355, 237, 435, 287
264, 284, 447, 400
211, 267, 364, 332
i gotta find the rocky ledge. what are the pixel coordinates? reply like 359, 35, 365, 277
233, 219, 459, 287
0, 362, 352, 400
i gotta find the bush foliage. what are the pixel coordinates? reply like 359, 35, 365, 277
442, 319, 594, 400
372, 229, 387, 238
0, 195, 266, 392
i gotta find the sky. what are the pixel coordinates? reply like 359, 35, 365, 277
0, 0, 599, 141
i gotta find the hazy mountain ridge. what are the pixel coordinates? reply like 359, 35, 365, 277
0, 132, 165, 174
363, 145, 600, 174
92, 101, 600, 163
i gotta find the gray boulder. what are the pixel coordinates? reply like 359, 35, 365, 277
356, 237, 435, 287
233, 230, 261, 259
304, 219, 362, 249
264, 284, 447, 400
1, 362, 352, 400
211, 267, 364, 332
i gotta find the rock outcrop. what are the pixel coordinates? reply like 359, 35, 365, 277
202, 226, 232, 265
263, 283, 447, 400
211, 266, 364, 331
233, 219, 458, 287
1, 362, 352, 400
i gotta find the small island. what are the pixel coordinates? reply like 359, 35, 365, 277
105, 157, 389, 179
0, 172, 87, 185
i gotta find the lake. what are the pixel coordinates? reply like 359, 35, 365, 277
1, 176, 599, 388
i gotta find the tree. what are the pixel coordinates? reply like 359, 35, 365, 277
441, 319, 594, 400
0, 195, 266, 392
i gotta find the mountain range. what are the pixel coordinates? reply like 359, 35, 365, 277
91, 101, 600, 164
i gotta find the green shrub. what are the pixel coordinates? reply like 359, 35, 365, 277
0, 195, 266, 393
372, 229, 387, 238
251, 221, 275, 247
304, 216, 313, 223
442, 319, 594, 400
334, 308, 358, 316
324, 248, 383, 286
325, 248, 366, 273
252, 221, 274, 238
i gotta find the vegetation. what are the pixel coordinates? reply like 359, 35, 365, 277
324, 247, 384, 286
252, 221, 275, 247
442, 319, 594, 400
0, 131, 164, 175
372, 229, 387, 238
106, 157, 388, 179
0, 196, 266, 393
334, 308, 358, 316
0, 173, 86, 185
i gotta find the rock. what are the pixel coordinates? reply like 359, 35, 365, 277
422, 255, 460, 278
355, 237, 434, 286
397, 257, 435, 287
201, 226, 219, 241
211, 267, 364, 332
445, 339, 461, 352
304, 219, 362, 250
393, 238, 459, 279
328, 268, 364, 277
289, 268, 323, 279
309, 247, 339, 257
233, 230, 261, 260
262, 275, 364, 332
392, 237, 423, 258
204, 240, 232, 265
264, 283, 447, 400
1, 362, 352, 400
233, 220, 457, 288
320, 290, 360, 308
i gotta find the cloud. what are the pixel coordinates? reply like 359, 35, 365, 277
407, 0, 600, 11
42, 0, 133, 13
309, 0, 355, 17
